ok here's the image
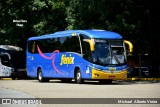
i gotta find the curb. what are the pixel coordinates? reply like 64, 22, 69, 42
0, 78, 12, 80
126, 78, 160, 81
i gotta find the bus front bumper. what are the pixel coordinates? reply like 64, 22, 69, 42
92, 69, 127, 80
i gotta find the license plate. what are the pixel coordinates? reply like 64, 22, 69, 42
109, 76, 115, 79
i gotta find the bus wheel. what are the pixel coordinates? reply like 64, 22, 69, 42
12, 77, 16, 80
38, 69, 49, 82
75, 69, 84, 84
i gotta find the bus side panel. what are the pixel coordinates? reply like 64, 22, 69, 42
27, 52, 37, 77
46, 52, 84, 79
67, 53, 92, 79
46, 52, 93, 79
27, 51, 93, 79
27, 52, 60, 78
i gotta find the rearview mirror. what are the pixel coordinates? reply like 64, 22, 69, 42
124, 40, 133, 53
83, 39, 94, 51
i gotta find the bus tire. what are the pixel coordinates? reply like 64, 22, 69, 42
75, 69, 84, 84
12, 77, 16, 80
38, 69, 49, 82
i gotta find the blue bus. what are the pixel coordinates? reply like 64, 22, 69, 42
27, 30, 132, 83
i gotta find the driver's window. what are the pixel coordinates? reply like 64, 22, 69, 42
82, 42, 92, 61
80, 34, 92, 62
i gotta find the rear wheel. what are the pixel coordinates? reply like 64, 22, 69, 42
75, 69, 84, 84
12, 77, 16, 80
11, 72, 16, 80
38, 69, 49, 82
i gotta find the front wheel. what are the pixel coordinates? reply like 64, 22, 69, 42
38, 69, 49, 82
75, 69, 84, 84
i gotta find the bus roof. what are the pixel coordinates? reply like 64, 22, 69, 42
0, 45, 23, 51
28, 30, 122, 41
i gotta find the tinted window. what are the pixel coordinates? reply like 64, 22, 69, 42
39, 38, 60, 53
28, 38, 60, 53
80, 34, 92, 61
60, 36, 81, 53
28, 36, 81, 54
28, 40, 37, 53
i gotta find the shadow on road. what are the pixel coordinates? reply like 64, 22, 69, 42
29, 79, 160, 85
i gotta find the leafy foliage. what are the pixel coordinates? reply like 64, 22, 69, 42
0, 0, 68, 48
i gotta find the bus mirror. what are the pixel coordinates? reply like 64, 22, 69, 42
83, 39, 94, 51
124, 40, 133, 53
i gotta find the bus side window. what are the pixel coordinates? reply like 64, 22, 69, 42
61, 36, 81, 54
32, 41, 36, 53
28, 41, 37, 53
69, 36, 81, 53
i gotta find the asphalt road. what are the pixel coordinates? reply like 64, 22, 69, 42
0, 79, 160, 107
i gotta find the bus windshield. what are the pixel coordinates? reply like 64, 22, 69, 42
0, 50, 26, 68
92, 39, 126, 66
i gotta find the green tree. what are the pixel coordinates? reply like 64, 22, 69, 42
0, 0, 68, 49
66, 0, 160, 76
